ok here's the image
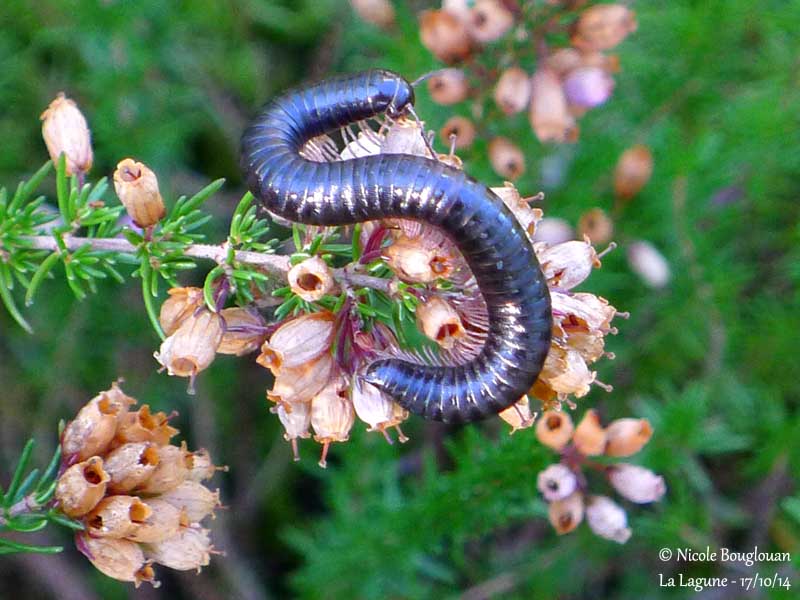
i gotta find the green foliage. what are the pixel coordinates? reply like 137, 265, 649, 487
0, 437, 83, 556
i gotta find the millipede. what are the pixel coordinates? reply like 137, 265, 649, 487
240, 69, 552, 424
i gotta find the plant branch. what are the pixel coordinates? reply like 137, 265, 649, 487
0, 493, 40, 526
18, 234, 395, 294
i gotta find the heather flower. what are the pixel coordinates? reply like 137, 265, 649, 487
494, 67, 531, 115
351, 380, 409, 442
488, 137, 525, 180
577, 208, 614, 245
256, 311, 335, 375
426, 68, 470, 105
468, 0, 515, 44
627, 241, 670, 288
572, 4, 637, 52
154, 309, 224, 391
614, 145, 653, 200
439, 115, 476, 150
563, 67, 615, 109
113, 158, 166, 228
58, 384, 222, 586
537, 464, 578, 502
158, 287, 205, 336
529, 68, 576, 143
419, 10, 473, 64
40, 93, 93, 176
608, 464, 667, 503
498, 395, 536, 433
604, 418, 653, 457
415, 296, 466, 350
548, 492, 584, 535
288, 256, 336, 302
217, 307, 267, 356
310, 378, 356, 467
585, 495, 631, 543
350, 0, 395, 28
535, 410, 574, 451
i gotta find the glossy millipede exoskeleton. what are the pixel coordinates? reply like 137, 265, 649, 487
241, 69, 552, 423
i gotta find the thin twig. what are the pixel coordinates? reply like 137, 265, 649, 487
0, 493, 40, 526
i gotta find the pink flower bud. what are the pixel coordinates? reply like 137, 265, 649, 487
529, 68, 576, 143
276, 401, 312, 461
352, 380, 409, 438
605, 418, 653, 457
537, 463, 578, 501
577, 208, 614, 245
608, 464, 666, 503
427, 69, 470, 105
419, 10, 473, 64
468, 0, 515, 43
40, 93, 93, 176
563, 67, 615, 108
548, 491, 584, 535
614, 145, 653, 200
350, 0, 395, 29
494, 67, 531, 115
572, 4, 637, 52
311, 378, 355, 467
572, 409, 607, 456
535, 410, 574, 451
585, 495, 631, 543
488, 137, 525, 180
439, 116, 476, 150
627, 241, 670, 288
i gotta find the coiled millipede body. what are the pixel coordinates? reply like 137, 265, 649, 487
241, 69, 552, 423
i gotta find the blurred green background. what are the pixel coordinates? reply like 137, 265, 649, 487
1, 0, 799, 598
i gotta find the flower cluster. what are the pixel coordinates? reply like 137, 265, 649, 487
535, 408, 665, 543
417, 2, 637, 178
55, 382, 223, 587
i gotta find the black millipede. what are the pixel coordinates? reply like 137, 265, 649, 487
240, 69, 552, 424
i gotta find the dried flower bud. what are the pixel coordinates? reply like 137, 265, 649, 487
537, 463, 578, 502
257, 311, 335, 375
155, 309, 224, 381
605, 418, 653, 457
547, 349, 595, 398
40, 93, 93, 176
498, 395, 535, 433
529, 68, 577, 143
55, 457, 110, 517
275, 401, 312, 460
136, 443, 190, 494
535, 410, 574, 450
494, 67, 531, 115
144, 525, 213, 572
126, 498, 184, 544
415, 296, 466, 349
267, 353, 334, 407
577, 208, 613, 245
608, 464, 666, 503
419, 10, 472, 64
627, 241, 670, 288
382, 117, 434, 158
544, 48, 583, 77
103, 442, 160, 494
563, 67, 615, 109
539, 239, 601, 289
550, 291, 617, 334
468, 0, 514, 43
491, 183, 542, 238
352, 380, 408, 439
439, 116, 476, 150
531, 217, 574, 245
86, 496, 152, 539
311, 379, 355, 467
62, 383, 136, 461
158, 481, 221, 523
572, 4, 637, 52
159, 287, 205, 336
217, 307, 266, 356
288, 256, 336, 302
548, 491, 584, 535
187, 448, 225, 482
350, 0, 395, 28
614, 145, 653, 200
573, 409, 606, 456
488, 137, 525, 180
384, 235, 454, 283
585, 495, 631, 543
76, 533, 156, 587
113, 159, 166, 228
115, 405, 179, 447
